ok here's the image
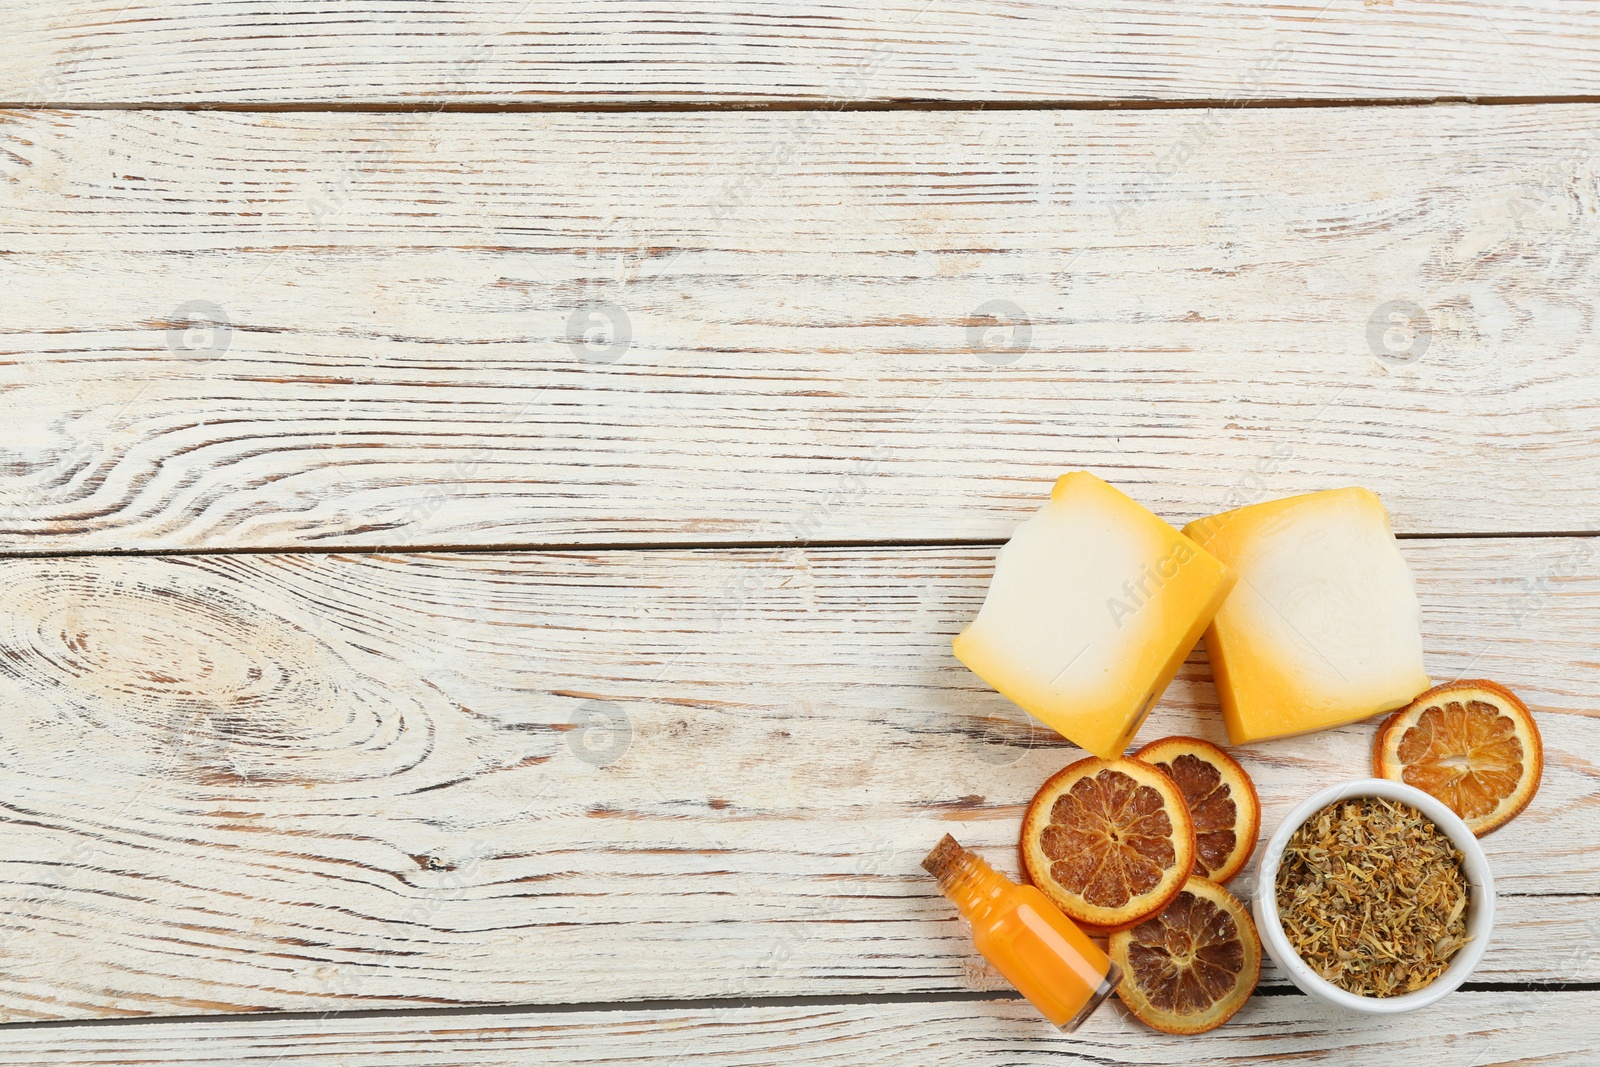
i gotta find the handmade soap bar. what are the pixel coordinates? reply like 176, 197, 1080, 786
953, 472, 1236, 759
1184, 488, 1430, 745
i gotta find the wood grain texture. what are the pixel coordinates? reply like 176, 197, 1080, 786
0, 538, 1592, 1021
0, 990, 1591, 1065
6, 1, 1600, 105
2, 106, 1599, 551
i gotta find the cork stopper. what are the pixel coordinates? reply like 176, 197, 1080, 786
921, 833, 969, 886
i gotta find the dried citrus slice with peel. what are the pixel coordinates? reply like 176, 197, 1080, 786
1134, 736, 1260, 885
1021, 756, 1196, 934
1109, 876, 1261, 1035
1374, 679, 1542, 836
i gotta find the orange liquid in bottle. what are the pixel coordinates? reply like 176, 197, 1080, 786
923, 834, 1120, 1031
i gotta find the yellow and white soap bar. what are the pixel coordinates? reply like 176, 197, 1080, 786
953, 472, 1236, 759
1183, 488, 1430, 745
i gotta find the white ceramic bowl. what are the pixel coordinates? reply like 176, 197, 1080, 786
1252, 777, 1494, 1013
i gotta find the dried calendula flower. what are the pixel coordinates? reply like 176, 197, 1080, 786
1275, 796, 1471, 998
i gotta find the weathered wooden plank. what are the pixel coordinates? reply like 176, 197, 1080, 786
6, 1, 1600, 105
0, 538, 1592, 1020
0, 989, 1592, 1065
2, 106, 1598, 551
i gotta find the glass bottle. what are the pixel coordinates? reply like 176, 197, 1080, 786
922, 834, 1121, 1032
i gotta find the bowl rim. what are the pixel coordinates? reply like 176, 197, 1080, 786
1252, 777, 1495, 1014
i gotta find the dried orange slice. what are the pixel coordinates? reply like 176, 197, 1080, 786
1374, 679, 1542, 836
1134, 736, 1260, 885
1020, 756, 1196, 934
1109, 876, 1261, 1035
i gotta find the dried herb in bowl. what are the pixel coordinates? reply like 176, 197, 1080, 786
1275, 796, 1470, 998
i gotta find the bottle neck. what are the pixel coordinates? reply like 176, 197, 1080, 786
933, 849, 1012, 924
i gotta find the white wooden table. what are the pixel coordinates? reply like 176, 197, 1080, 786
2, 4, 1598, 1063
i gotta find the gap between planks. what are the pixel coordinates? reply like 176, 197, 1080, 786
5, 95, 1600, 114
1, 530, 1595, 563
1, 981, 1597, 1035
